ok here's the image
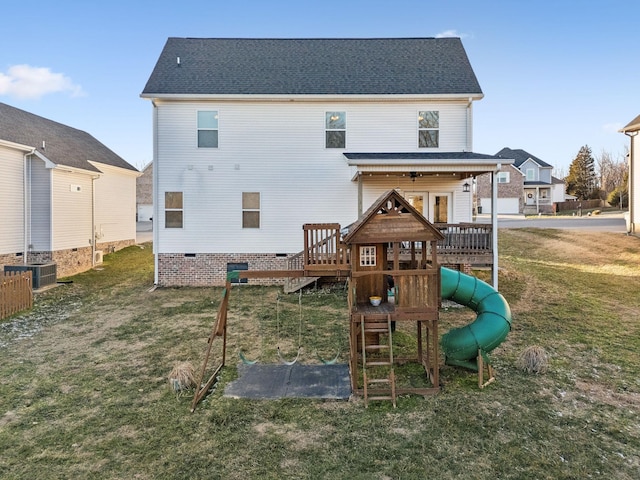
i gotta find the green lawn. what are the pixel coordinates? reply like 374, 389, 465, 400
0, 231, 639, 479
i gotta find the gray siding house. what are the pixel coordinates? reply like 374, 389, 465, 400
476, 147, 562, 214
0, 102, 140, 279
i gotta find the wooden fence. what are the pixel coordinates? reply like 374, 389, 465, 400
555, 199, 603, 212
0, 271, 33, 320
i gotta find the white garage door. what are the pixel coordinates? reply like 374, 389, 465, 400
478, 198, 519, 215
497, 198, 519, 214
137, 204, 153, 222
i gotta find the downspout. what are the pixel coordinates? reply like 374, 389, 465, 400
466, 98, 473, 152
152, 100, 159, 285
357, 172, 363, 218
92, 175, 96, 266
491, 165, 500, 289
624, 131, 637, 234
23, 148, 35, 264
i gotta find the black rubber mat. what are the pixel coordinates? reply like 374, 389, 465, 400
224, 363, 351, 400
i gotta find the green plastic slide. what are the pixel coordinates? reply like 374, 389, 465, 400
440, 267, 512, 371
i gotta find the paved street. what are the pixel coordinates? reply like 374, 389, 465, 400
478, 211, 628, 233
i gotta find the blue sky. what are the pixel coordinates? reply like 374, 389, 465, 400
2, 0, 637, 173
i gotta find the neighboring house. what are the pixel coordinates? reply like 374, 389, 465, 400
141, 37, 511, 287
620, 114, 640, 234
0, 102, 140, 279
136, 162, 153, 221
476, 147, 562, 214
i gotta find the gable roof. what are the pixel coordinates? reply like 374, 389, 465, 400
343, 190, 444, 244
0, 102, 137, 173
142, 37, 483, 97
495, 147, 552, 169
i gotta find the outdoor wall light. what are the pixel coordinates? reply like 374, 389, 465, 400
463, 182, 471, 193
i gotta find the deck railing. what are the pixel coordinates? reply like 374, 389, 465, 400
303, 223, 349, 269
434, 223, 492, 253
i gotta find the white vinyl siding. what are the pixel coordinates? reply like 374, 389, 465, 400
0, 145, 26, 254
91, 162, 138, 243
153, 99, 472, 253
29, 158, 52, 250
50, 169, 93, 250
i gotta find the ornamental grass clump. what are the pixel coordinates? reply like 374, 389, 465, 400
168, 361, 196, 392
517, 345, 549, 374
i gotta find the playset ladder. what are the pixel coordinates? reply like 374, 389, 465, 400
361, 314, 396, 408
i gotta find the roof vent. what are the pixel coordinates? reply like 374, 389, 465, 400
176, 56, 181, 66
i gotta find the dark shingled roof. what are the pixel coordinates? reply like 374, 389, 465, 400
142, 37, 483, 96
0, 102, 137, 173
495, 147, 551, 169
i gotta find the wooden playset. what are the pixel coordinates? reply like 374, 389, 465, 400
191, 190, 510, 411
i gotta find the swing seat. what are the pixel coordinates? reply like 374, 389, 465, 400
239, 350, 259, 365
277, 346, 301, 366
317, 351, 341, 365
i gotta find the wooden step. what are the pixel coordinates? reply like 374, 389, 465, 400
365, 344, 389, 351
366, 361, 392, 367
367, 378, 391, 384
368, 395, 395, 401
364, 328, 389, 334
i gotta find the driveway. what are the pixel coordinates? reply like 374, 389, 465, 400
136, 221, 153, 243
477, 211, 628, 233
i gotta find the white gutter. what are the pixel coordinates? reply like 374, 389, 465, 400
142, 92, 485, 103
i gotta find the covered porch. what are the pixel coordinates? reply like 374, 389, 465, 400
344, 152, 514, 287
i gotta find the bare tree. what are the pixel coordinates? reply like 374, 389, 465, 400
597, 149, 627, 196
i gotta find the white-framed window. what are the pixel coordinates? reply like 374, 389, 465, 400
526, 168, 536, 181
497, 172, 510, 183
165, 192, 183, 228
242, 192, 260, 228
326, 112, 346, 148
359, 246, 377, 266
197, 110, 218, 148
418, 111, 439, 148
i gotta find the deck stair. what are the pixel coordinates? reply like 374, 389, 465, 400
360, 314, 396, 408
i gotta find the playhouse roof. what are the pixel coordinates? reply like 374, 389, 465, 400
343, 190, 445, 244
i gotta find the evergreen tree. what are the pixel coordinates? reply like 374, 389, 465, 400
565, 145, 597, 200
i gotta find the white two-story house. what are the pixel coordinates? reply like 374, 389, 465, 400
476, 147, 564, 215
141, 37, 510, 287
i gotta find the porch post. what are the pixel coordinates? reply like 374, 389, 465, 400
492, 167, 499, 288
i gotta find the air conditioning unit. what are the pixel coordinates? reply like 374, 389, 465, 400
94, 250, 104, 265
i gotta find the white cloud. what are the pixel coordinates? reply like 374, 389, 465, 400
435, 30, 469, 39
0, 64, 85, 99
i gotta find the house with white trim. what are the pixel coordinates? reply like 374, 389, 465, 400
0, 102, 140, 279
141, 37, 512, 287
476, 147, 564, 214
620, 114, 640, 234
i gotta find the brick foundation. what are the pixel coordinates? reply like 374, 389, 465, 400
157, 253, 293, 287
1, 239, 136, 279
